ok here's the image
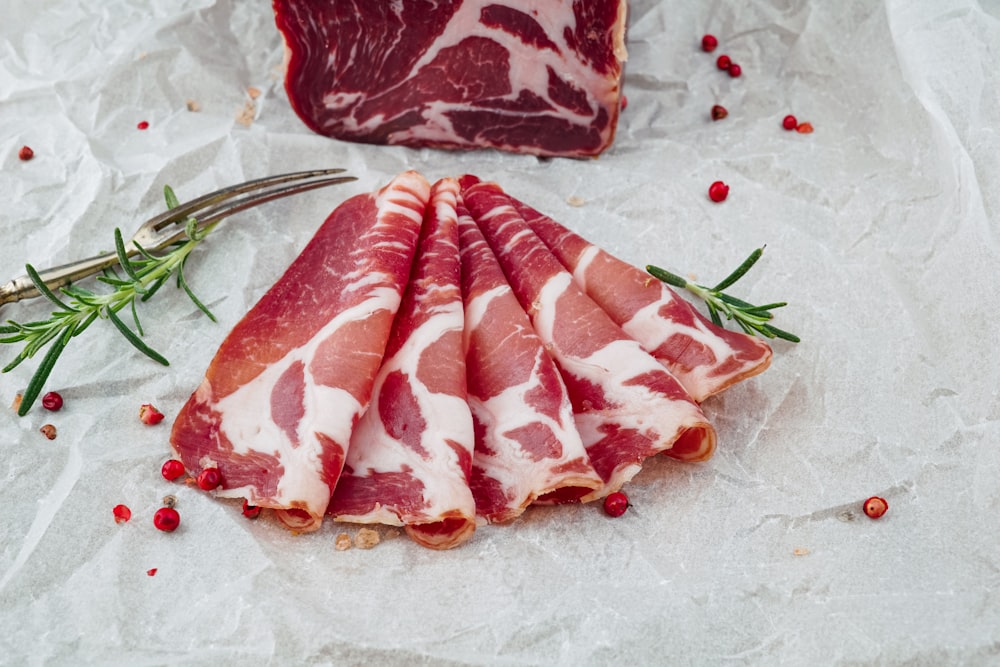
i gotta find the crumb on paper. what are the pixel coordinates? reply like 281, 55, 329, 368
793, 547, 810, 556
186, 99, 201, 112
383, 527, 401, 540
162, 495, 177, 509
566, 195, 586, 207
236, 101, 256, 127
837, 510, 856, 522
354, 528, 380, 550
40, 424, 57, 440
335, 533, 352, 551
11, 393, 22, 412
247, 86, 261, 100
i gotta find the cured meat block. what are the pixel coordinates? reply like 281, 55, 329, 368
458, 199, 603, 523
170, 171, 430, 533
272, 0, 628, 157
513, 200, 773, 402
329, 178, 477, 549
461, 179, 717, 499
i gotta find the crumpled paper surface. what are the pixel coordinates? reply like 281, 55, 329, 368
2, 1, 999, 664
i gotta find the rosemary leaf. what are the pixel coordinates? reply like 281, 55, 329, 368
26, 264, 77, 312
17, 326, 73, 416
106, 307, 168, 366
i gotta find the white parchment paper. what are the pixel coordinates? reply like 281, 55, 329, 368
2, 1, 999, 664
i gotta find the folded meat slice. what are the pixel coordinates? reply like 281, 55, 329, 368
170, 171, 430, 532
513, 200, 773, 402
328, 178, 476, 549
458, 199, 603, 523
461, 179, 716, 499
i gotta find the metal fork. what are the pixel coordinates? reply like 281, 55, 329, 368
0, 168, 356, 307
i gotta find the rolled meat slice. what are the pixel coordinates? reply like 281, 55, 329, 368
329, 178, 476, 549
513, 199, 773, 402
170, 171, 430, 532
458, 199, 603, 523
461, 179, 716, 499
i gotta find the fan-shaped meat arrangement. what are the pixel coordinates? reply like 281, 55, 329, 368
170, 172, 773, 549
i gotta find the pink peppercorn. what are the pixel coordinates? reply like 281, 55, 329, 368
708, 181, 730, 203
18, 146, 34, 161
197, 467, 223, 491
604, 492, 630, 517
728, 63, 742, 78
137, 120, 149, 130
782, 114, 798, 130
41, 391, 63, 411
161, 459, 186, 481
153, 506, 180, 532
701, 34, 718, 52
113, 504, 132, 524
716, 54, 732, 70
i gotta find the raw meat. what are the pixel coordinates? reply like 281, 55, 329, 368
272, 0, 628, 157
328, 178, 476, 549
513, 199, 773, 402
458, 199, 603, 523
461, 178, 716, 499
169, 171, 430, 533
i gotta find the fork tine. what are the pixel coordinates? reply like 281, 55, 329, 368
145, 168, 352, 232
194, 175, 358, 228
146, 175, 358, 249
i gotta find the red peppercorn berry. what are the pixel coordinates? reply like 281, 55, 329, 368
137, 120, 149, 130
113, 504, 132, 524
716, 54, 732, 70
782, 114, 798, 130
708, 180, 730, 203
701, 34, 718, 52
727, 63, 742, 78
196, 467, 223, 491
603, 491, 630, 517
41, 391, 63, 411
242, 499, 262, 519
153, 506, 181, 532
711, 104, 728, 121
139, 403, 165, 425
863, 496, 888, 519
161, 459, 186, 481
18, 145, 34, 161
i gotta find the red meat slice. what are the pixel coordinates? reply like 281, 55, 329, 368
458, 198, 603, 523
513, 200, 773, 402
272, 0, 628, 157
170, 171, 430, 532
461, 178, 716, 499
328, 178, 476, 549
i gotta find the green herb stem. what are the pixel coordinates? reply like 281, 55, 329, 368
1, 187, 219, 415
646, 247, 800, 343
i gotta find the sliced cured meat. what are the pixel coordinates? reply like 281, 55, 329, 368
272, 0, 628, 157
512, 200, 773, 402
170, 171, 430, 533
328, 178, 476, 549
461, 179, 716, 499
458, 199, 603, 523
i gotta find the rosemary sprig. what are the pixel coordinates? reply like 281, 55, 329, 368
1, 186, 218, 415
646, 246, 800, 343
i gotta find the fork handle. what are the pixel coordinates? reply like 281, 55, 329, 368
0, 250, 123, 306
